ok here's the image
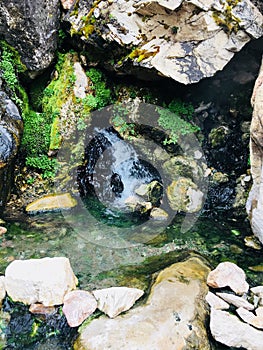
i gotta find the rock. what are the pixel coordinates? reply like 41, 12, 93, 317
63, 290, 97, 327
135, 180, 163, 205
29, 303, 56, 316
251, 286, 263, 306
0, 91, 23, 213
65, 0, 263, 84
124, 196, 152, 213
167, 177, 204, 213
0, 276, 6, 305
25, 193, 77, 214
0, 226, 7, 236
150, 207, 169, 221
247, 56, 263, 245
207, 261, 249, 294
0, 310, 10, 349
61, 0, 75, 10
244, 236, 262, 250
205, 291, 229, 310
74, 257, 211, 350
210, 308, 263, 350
0, 0, 60, 73
237, 306, 263, 329
92, 287, 144, 318
216, 292, 254, 310
5, 257, 78, 306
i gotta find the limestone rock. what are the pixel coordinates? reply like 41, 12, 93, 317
92, 287, 144, 318
29, 303, 56, 316
0, 276, 6, 305
65, 0, 263, 84
63, 290, 97, 327
207, 261, 249, 294
74, 257, 211, 350
216, 292, 254, 310
5, 257, 78, 306
237, 306, 263, 329
150, 207, 169, 221
205, 291, 229, 310
25, 193, 77, 214
247, 56, 263, 244
210, 308, 263, 350
0, 0, 60, 73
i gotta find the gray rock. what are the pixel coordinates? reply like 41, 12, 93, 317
0, 0, 60, 74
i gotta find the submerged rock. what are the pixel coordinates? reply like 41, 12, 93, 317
74, 257, 211, 350
5, 257, 78, 306
65, 0, 263, 84
25, 193, 77, 214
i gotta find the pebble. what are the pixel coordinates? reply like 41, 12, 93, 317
0, 226, 7, 236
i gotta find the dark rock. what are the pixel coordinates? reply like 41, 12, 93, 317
0, 0, 60, 75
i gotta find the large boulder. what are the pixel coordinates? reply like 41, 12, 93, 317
0, 0, 60, 74
0, 91, 23, 213
246, 56, 263, 244
65, 0, 263, 84
74, 257, 211, 350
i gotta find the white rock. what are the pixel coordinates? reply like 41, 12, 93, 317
5, 257, 78, 306
237, 306, 263, 329
207, 261, 249, 294
251, 286, 263, 295
210, 308, 263, 350
73, 62, 89, 99
205, 291, 229, 310
92, 287, 144, 318
63, 290, 97, 327
0, 276, 6, 304
216, 292, 254, 310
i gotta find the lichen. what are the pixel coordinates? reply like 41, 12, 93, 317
212, 0, 241, 34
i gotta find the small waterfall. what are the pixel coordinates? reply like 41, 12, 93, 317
78, 128, 161, 212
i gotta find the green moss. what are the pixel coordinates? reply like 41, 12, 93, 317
85, 68, 112, 109
49, 115, 62, 151
212, 0, 241, 34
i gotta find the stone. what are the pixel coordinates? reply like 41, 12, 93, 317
210, 308, 263, 350
73, 62, 89, 99
0, 276, 6, 305
135, 180, 163, 205
205, 291, 229, 310
65, 0, 263, 85
216, 292, 254, 310
0, 226, 7, 236
207, 261, 249, 294
247, 56, 263, 245
63, 290, 97, 327
92, 287, 144, 318
251, 286, 263, 306
167, 177, 204, 213
0, 0, 60, 73
150, 207, 169, 221
61, 0, 75, 10
74, 257, 211, 350
5, 257, 78, 306
25, 193, 77, 214
29, 303, 56, 316
237, 306, 263, 329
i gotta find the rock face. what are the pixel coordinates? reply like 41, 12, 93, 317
5, 257, 78, 306
74, 257, 211, 350
0, 0, 60, 73
246, 56, 263, 244
0, 91, 23, 213
65, 0, 263, 84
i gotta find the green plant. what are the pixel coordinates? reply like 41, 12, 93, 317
26, 155, 59, 178
212, 0, 241, 34
86, 68, 112, 109
112, 105, 136, 137
157, 100, 199, 145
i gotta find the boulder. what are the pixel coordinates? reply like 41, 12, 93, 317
205, 291, 229, 310
246, 56, 263, 244
92, 287, 144, 318
0, 276, 6, 305
63, 290, 97, 327
5, 257, 78, 306
210, 308, 263, 350
0, 91, 23, 213
237, 306, 263, 329
207, 261, 249, 294
0, 0, 60, 74
25, 193, 77, 214
74, 257, 211, 350
65, 0, 263, 84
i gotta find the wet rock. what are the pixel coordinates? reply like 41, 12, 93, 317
216, 292, 254, 310
150, 207, 169, 221
244, 235, 262, 250
92, 287, 144, 318
75, 257, 211, 350
63, 290, 97, 327
237, 306, 263, 329
205, 291, 229, 310
207, 261, 249, 294
5, 257, 78, 306
210, 308, 263, 350
167, 177, 204, 213
0, 226, 7, 235
65, 0, 263, 84
135, 180, 163, 205
25, 193, 77, 214
0, 310, 10, 349
0, 276, 6, 305
0, 0, 60, 74
0, 91, 23, 213
247, 56, 263, 245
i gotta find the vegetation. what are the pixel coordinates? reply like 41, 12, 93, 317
86, 68, 112, 109
212, 0, 241, 34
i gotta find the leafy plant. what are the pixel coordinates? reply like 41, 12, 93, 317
86, 68, 112, 109
26, 155, 59, 179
